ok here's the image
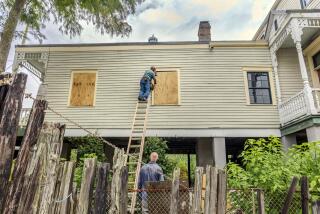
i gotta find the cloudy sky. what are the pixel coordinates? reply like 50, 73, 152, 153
6, 0, 275, 106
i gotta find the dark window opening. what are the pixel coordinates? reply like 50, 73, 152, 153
313, 51, 320, 71
247, 72, 272, 104
274, 19, 278, 31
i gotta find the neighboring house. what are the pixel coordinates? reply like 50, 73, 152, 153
14, 0, 320, 168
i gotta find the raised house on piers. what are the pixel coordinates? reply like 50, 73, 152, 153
14, 0, 320, 169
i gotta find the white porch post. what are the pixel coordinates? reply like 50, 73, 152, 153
270, 47, 282, 103
290, 19, 317, 114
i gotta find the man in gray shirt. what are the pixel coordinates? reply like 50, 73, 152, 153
138, 152, 164, 213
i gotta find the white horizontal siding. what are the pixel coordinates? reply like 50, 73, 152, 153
277, 48, 310, 101
307, 0, 320, 8
43, 46, 280, 131
276, 0, 302, 9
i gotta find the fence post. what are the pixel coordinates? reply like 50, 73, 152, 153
301, 176, 309, 214
94, 163, 110, 214
0, 73, 27, 212
70, 182, 78, 214
257, 189, 265, 214
170, 168, 181, 214
217, 169, 227, 214
17, 123, 65, 214
4, 99, 47, 214
76, 158, 97, 214
281, 176, 299, 214
192, 167, 204, 214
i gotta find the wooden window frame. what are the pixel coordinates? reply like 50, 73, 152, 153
68, 70, 98, 108
151, 68, 181, 106
242, 67, 276, 106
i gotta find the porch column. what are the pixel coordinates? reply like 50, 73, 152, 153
281, 134, 297, 151
212, 137, 226, 169
306, 126, 320, 142
290, 19, 317, 114
270, 48, 282, 103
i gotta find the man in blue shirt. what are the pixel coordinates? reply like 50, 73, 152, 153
138, 152, 164, 213
138, 66, 157, 101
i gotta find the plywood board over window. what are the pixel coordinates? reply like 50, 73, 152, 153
153, 70, 180, 105
69, 71, 97, 107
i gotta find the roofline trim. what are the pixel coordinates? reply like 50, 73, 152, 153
15, 41, 269, 53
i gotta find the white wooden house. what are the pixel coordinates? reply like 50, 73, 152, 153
14, 0, 320, 167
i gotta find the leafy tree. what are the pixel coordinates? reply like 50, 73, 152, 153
66, 135, 106, 186
0, 0, 142, 72
143, 137, 176, 177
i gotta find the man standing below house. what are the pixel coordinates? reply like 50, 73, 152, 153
138, 152, 164, 214
138, 66, 157, 101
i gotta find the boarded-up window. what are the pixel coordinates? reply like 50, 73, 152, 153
153, 70, 179, 105
69, 71, 97, 107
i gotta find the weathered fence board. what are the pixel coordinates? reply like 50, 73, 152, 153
109, 148, 127, 214
281, 176, 299, 214
170, 168, 181, 214
204, 166, 218, 214
38, 123, 65, 214
76, 158, 97, 214
94, 162, 110, 214
192, 167, 204, 214
0, 73, 27, 212
3, 99, 47, 214
119, 166, 128, 214
17, 123, 65, 214
52, 161, 75, 214
0, 73, 10, 121
312, 201, 320, 214
301, 176, 309, 214
257, 189, 265, 214
217, 169, 226, 214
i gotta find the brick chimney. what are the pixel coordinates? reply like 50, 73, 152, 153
198, 21, 211, 42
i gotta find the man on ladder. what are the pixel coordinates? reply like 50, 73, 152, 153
138, 66, 157, 101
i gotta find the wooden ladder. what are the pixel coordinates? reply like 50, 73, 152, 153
126, 100, 150, 214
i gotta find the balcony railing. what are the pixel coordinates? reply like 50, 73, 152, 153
19, 108, 31, 127
279, 88, 320, 125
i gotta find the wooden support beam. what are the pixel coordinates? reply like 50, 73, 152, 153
301, 176, 309, 214
0, 73, 27, 212
76, 158, 97, 214
170, 168, 181, 214
281, 176, 299, 214
3, 99, 47, 214
94, 162, 110, 214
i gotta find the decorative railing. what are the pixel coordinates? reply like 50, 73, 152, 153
313, 88, 320, 112
279, 89, 320, 125
19, 108, 31, 127
279, 91, 308, 125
